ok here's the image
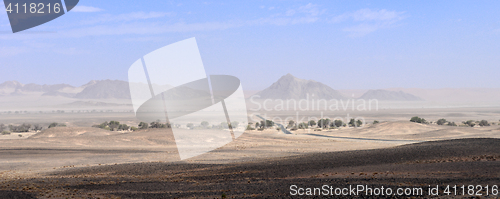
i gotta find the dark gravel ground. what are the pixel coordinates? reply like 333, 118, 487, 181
1, 138, 500, 198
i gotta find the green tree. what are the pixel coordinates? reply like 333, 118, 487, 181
201, 121, 209, 128
287, 120, 295, 129
108, 121, 120, 130
334, 120, 343, 127
373, 120, 379, 124
410, 116, 428, 124
348, 119, 356, 127
356, 119, 363, 127
436, 119, 447, 125
308, 120, 316, 127
317, 119, 331, 128
478, 120, 490, 127
49, 122, 57, 129
463, 120, 476, 127
138, 122, 148, 129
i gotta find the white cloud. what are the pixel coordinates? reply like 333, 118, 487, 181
332, 8, 405, 37
253, 3, 324, 26
71, 5, 104, 12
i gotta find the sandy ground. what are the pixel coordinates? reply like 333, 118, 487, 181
0, 119, 499, 198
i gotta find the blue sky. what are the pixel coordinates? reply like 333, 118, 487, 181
0, 0, 499, 90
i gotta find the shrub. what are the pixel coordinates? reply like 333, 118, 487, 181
478, 120, 490, 127
447, 122, 457, 126
436, 119, 447, 125
186, 123, 194, 129
130, 127, 138, 131
410, 116, 428, 124
1, 131, 10, 135
373, 120, 379, 124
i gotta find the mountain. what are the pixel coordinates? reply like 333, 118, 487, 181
358, 89, 423, 101
253, 73, 346, 99
74, 80, 131, 99
0, 81, 77, 95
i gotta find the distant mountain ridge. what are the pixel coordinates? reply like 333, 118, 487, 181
253, 73, 347, 100
0, 80, 132, 99
358, 89, 423, 101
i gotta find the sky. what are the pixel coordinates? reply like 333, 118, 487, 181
0, 0, 499, 90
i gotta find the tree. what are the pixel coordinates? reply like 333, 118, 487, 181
186, 123, 194, 129
109, 121, 120, 130
287, 120, 295, 129
373, 120, 379, 124
229, 121, 239, 129
447, 122, 457, 126
317, 119, 331, 129
33, 124, 43, 131
265, 120, 274, 128
463, 120, 476, 127
348, 119, 356, 127
118, 124, 129, 131
478, 120, 490, 127
138, 122, 148, 129
150, 120, 166, 128
48, 122, 58, 128
298, 122, 308, 129
255, 122, 260, 129
410, 116, 428, 124
436, 119, 447, 125
356, 119, 363, 127
333, 120, 343, 127
201, 121, 209, 128
308, 120, 316, 127
0, 124, 5, 132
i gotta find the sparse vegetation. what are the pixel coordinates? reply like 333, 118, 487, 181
447, 122, 457, 126
410, 116, 428, 124
9, 124, 31, 132
373, 120, 379, 124
1, 131, 11, 135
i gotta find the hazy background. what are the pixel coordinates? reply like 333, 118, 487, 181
1, 0, 499, 90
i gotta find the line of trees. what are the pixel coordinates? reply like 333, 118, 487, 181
0, 123, 44, 133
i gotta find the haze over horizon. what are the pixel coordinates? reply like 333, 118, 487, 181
1, 1, 500, 90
